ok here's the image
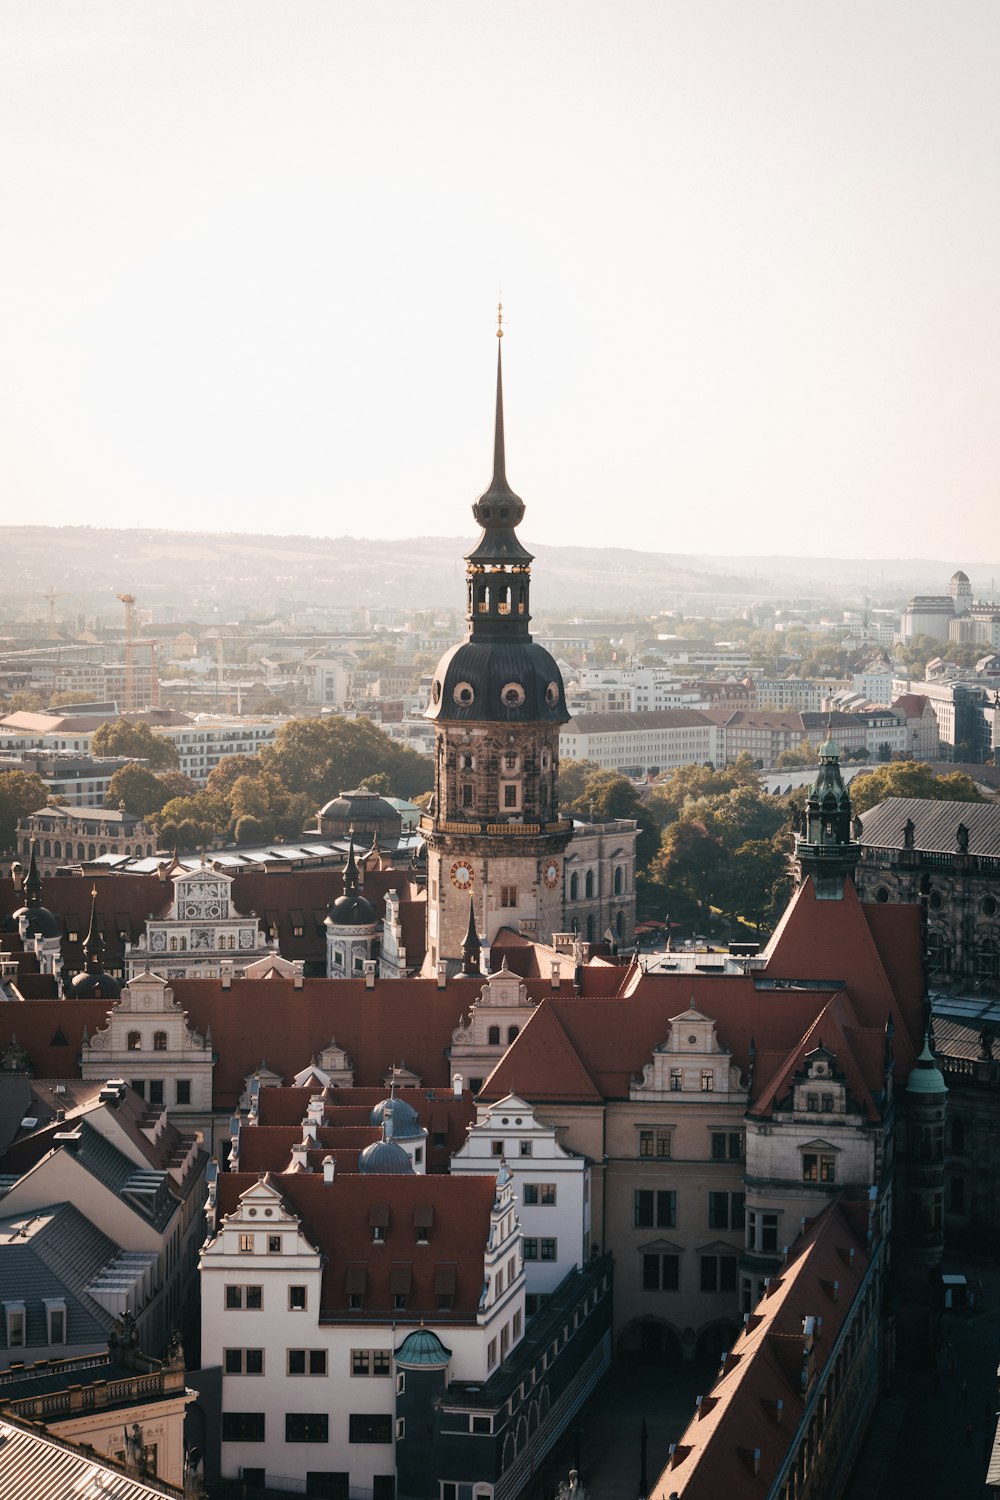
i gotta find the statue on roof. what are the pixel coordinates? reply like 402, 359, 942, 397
903, 817, 915, 849
957, 822, 970, 854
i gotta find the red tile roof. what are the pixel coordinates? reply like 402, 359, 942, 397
650, 1198, 875, 1500
214, 1170, 497, 1319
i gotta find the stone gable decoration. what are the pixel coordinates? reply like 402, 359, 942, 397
631, 1006, 745, 1100
126, 862, 274, 980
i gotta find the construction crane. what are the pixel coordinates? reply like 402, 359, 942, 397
118, 593, 137, 713
43, 586, 61, 639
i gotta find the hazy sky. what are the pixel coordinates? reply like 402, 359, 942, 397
2, 2, 998, 561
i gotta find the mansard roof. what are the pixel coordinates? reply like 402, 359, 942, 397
860, 795, 1000, 858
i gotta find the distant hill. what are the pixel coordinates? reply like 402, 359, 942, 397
0, 525, 990, 620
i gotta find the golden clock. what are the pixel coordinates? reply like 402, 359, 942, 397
450, 860, 475, 890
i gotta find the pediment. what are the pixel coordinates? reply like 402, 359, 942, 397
638, 1237, 683, 1255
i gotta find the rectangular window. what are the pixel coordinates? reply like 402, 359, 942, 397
638, 1128, 671, 1158
700, 1256, 738, 1293
175, 1079, 191, 1105
286, 1413, 329, 1443
239, 1233, 254, 1254
523, 1238, 538, 1260
503, 784, 518, 808
488, 1338, 497, 1369
349, 1413, 393, 1444
288, 1349, 327, 1375
634, 1190, 676, 1228
670, 1069, 682, 1091
491, 1140, 504, 1157
700, 1069, 714, 1092
289, 1286, 307, 1311
540, 1238, 557, 1260
225, 1284, 262, 1310
48, 1307, 65, 1344
268, 1235, 282, 1253
711, 1131, 744, 1160
519, 1140, 533, 1157
225, 1348, 264, 1374
308, 1477, 349, 1500
500, 885, 518, 907
148, 1079, 164, 1106
642, 1253, 679, 1291
523, 1183, 556, 1206
222, 1412, 265, 1443
351, 1349, 391, 1377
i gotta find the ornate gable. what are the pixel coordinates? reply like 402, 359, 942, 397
631, 1006, 745, 1100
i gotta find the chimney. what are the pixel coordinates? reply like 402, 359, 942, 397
290, 1141, 311, 1172
550, 960, 561, 990
437, 961, 447, 990
363, 960, 376, 989
53, 1128, 82, 1152
293, 963, 304, 991
452, 1073, 463, 1099
221, 962, 233, 991
323, 1155, 335, 1184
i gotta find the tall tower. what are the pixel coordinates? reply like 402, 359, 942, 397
793, 728, 861, 899
423, 313, 571, 966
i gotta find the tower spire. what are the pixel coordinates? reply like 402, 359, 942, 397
83, 886, 103, 972
24, 841, 42, 907
492, 301, 506, 489
343, 837, 359, 897
462, 897, 481, 977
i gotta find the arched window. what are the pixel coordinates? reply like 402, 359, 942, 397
87, 844, 96, 861
53, 841, 61, 858
488, 1025, 501, 1046
42, 840, 51, 857
127, 1031, 141, 1051
616, 910, 624, 938
153, 1031, 167, 1052
78, 843, 86, 859
585, 870, 594, 899
569, 872, 579, 901
507, 1025, 519, 1044
614, 865, 623, 895
170, 937, 177, 952
99, 845, 107, 856
586, 915, 595, 942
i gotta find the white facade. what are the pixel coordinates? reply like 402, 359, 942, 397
560, 711, 717, 775
151, 717, 285, 786
126, 866, 274, 980
451, 1093, 591, 1301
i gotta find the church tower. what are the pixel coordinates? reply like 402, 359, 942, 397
423, 313, 571, 966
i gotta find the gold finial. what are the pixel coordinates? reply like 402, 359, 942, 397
496, 299, 504, 338
91, 885, 97, 899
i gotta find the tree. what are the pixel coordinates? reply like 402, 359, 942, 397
0, 770, 47, 855
717, 837, 790, 935
558, 766, 659, 868
260, 717, 433, 803
0, 690, 46, 713
556, 760, 602, 809
358, 772, 392, 795
849, 761, 985, 816
157, 771, 197, 800
234, 815, 267, 845
646, 819, 724, 925
91, 719, 178, 769
104, 763, 173, 819
206, 755, 262, 797
776, 743, 817, 768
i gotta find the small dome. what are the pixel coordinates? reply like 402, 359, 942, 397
951, 570, 969, 583
906, 1036, 948, 1096
426, 638, 567, 724
318, 789, 401, 823
358, 1138, 413, 1174
327, 891, 377, 927
818, 735, 839, 760
395, 1328, 453, 1369
371, 1096, 422, 1139
70, 970, 122, 999
12, 904, 61, 940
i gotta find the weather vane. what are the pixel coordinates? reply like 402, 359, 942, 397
496, 298, 504, 338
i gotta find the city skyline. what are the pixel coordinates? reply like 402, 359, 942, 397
2, 1, 998, 560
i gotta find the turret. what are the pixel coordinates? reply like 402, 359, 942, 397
793, 727, 861, 897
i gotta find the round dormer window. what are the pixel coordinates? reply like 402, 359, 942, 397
479, 505, 492, 522
545, 681, 560, 706
688, 1035, 698, 1045
502, 682, 525, 708
454, 682, 475, 706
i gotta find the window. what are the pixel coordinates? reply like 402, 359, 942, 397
286, 1413, 329, 1443
711, 1132, 744, 1161
127, 1031, 141, 1051
148, 1079, 164, 1106
700, 1255, 738, 1293
288, 1349, 327, 1375
642, 1253, 679, 1291
46, 1302, 66, 1344
709, 1192, 745, 1230
638, 1128, 671, 1158
634, 1190, 676, 1228
349, 1414, 392, 1444
488, 1337, 498, 1369
491, 1140, 504, 1157
523, 1238, 538, 1260
352, 1349, 391, 1377
268, 1235, 282, 1253
153, 1031, 167, 1051
523, 1183, 556, 1206
507, 1025, 519, 1043
225, 1285, 262, 1310
462, 784, 474, 807
802, 1153, 836, 1184
239, 1233, 254, 1254
488, 1026, 501, 1046
307, 1476, 349, 1500
176, 1079, 191, 1105
289, 1286, 307, 1311
500, 885, 517, 907
701, 1069, 714, 1092
225, 1348, 264, 1374
748, 1211, 779, 1254
222, 1412, 265, 1442
540, 1238, 557, 1260
5, 1305, 25, 1347
519, 1140, 532, 1157
670, 1069, 682, 1092
503, 785, 518, 808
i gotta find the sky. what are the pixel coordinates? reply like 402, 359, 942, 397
2, 1, 998, 561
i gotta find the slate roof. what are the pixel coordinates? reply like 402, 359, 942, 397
860, 796, 1000, 857
248, 1086, 474, 1171
214, 1171, 497, 1319
565, 709, 714, 735
650, 1198, 874, 1500
0, 1203, 120, 1351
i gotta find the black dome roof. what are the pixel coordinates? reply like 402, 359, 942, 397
71, 970, 122, 999
327, 891, 377, 927
426, 638, 567, 725
12, 904, 61, 940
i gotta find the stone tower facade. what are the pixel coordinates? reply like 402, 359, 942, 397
423, 322, 571, 966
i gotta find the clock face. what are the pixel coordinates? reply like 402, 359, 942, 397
450, 860, 475, 890
543, 860, 560, 889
